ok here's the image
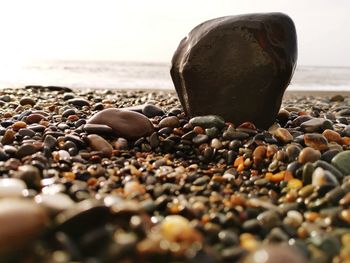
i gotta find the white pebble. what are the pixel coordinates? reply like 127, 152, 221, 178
0, 178, 26, 197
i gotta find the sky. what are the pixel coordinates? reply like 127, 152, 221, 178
0, 0, 349, 67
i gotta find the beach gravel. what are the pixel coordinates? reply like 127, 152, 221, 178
0, 86, 349, 262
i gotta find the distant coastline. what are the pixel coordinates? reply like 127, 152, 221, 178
1, 60, 350, 91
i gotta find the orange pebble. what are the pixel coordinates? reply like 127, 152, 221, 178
234, 156, 244, 167
237, 163, 245, 173
12, 121, 27, 131
341, 137, 350, 146
270, 171, 285, 183
322, 129, 342, 143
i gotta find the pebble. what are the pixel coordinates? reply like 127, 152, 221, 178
67, 98, 90, 107
87, 134, 113, 157
298, 147, 321, 164
304, 133, 328, 151
322, 129, 342, 143
0, 199, 48, 255
300, 118, 332, 132
15, 165, 42, 190
0, 178, 26, 197
242, 244, 307, 263
312, 167, 339, 187
142, 104, 164, 117
26, 113, 46, 124
159, 215, 202, 243
19, 97, 36, 106
158, 116, 180, 129
87, 108, 154, 139
189, 115, 225, 129
273, 127, 293, 143
331, 150, 350, 175
35, 193, 74, 212
17, 144, 38, 158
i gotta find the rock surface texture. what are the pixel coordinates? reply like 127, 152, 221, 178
171, 12, 297, 128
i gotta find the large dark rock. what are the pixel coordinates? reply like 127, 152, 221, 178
171, 12, 297, 128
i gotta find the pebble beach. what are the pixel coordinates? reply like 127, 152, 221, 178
1, 85, 350, 262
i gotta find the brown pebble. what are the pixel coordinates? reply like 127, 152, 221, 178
273, 128, 293, 143
322, 129, 342, 144
12, 121, 27, 131
87, 108, 154, 139
19, 97, 36, 106
253, 145, 267, 167
266, 144, 278, 158
158, 116, 181, 129
1, 129, 16, 145
113, 137, 129, 150
304, 133, 328, 151
87, 134, 113, 157
298, 147, 321, 164
26, 113, 46, 124
0, 199, 48, 255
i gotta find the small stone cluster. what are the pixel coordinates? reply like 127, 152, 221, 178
0, 86, 349, 263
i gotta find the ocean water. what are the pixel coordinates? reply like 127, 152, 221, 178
1, 60, 350, 91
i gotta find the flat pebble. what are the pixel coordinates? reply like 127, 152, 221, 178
189, 115, 225, 129
87, 108, 154, 139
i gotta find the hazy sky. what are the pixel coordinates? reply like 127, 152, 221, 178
0, 0, 349, 66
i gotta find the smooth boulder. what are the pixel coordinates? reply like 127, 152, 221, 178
171, 12, 297, 128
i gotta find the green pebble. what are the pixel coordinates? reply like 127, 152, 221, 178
331, 150, 350, 175
189, 115, 225, 129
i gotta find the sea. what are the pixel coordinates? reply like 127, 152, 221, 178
1, 60, 350, 92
